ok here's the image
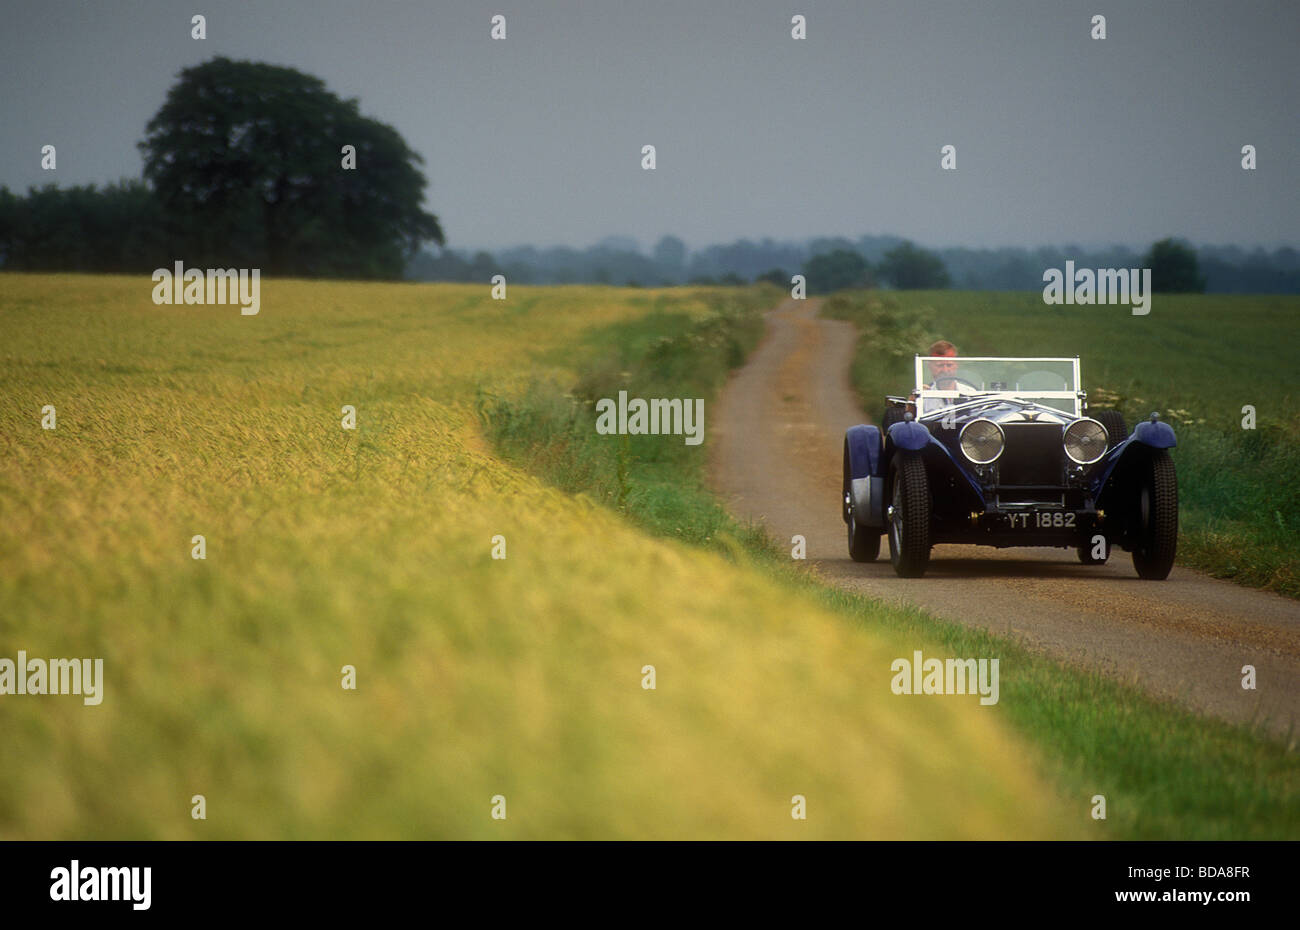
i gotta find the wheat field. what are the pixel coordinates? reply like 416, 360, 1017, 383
0, 273, 1076, 838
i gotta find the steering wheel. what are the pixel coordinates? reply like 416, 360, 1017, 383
935, 377, 980, 394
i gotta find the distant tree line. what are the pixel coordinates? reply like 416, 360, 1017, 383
407, 235, 1299, 294
0, 180, 166, 272
0, 58, 442, 279
1, 55, 1292, 296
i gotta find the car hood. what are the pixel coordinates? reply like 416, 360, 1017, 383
919, 397, 1078, 427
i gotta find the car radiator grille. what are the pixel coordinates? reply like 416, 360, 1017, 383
998, 423, 1064, 486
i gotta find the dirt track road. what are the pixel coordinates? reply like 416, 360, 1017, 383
709, 298, 1300, 739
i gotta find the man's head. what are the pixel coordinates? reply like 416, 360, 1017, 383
928, 340, 958, 384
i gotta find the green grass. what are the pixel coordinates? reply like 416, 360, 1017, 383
814, 586, 1299, 840
821, 290, 1300, 599
484, 287, 1300, 839
482, 286, 775, 552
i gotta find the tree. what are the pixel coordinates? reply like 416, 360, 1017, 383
468, 251, 498, 282
802, 249, 870, 294
878, 241, 950, 289
0, 187, 17, 266
139, 57, 442, 278
652, 235, 687, 280
1144, 238, 1205, 293
755, 268, 789, 287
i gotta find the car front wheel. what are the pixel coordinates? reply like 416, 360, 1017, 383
888, 454, 931, 578
1131, 450, 1178, 580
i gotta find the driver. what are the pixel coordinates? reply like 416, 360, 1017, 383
924, 340, 959, 390
909, 340, 960, 413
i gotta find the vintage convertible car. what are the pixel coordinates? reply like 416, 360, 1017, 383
842, 356, 1178, 579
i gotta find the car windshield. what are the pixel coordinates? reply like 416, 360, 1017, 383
915, 356, 1080, 415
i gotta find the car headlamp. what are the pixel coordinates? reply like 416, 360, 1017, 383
959, 418, 1004, 464
1063, 418, 1108, 465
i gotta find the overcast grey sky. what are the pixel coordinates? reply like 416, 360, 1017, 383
2, 0, 1296, 252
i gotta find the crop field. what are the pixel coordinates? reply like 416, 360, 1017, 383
823, 290, 1300, 599
0, 274, 1078, 839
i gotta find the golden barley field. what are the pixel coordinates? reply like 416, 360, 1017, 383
0, 273, 1076, 838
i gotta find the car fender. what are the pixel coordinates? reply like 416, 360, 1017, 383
844, 425, 884, 527
1092, 449, 1173, 522
1089, 441, 1131, 503
881, 427, 985, 514
916, 436, 986, 511
1132, 418, 1177, 449
845, 424, 882, 478
887, 419, 930, 452
1091, 419, 1177, 502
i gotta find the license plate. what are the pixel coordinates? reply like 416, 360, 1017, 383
1006, 511, 1076, 529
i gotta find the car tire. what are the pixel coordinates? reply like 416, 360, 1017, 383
888, 454, 931, 578
1131, 450, 1178, 580
881, 406, 905, 432
1094, 409, 1128, 449
847, 506, 882, 562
